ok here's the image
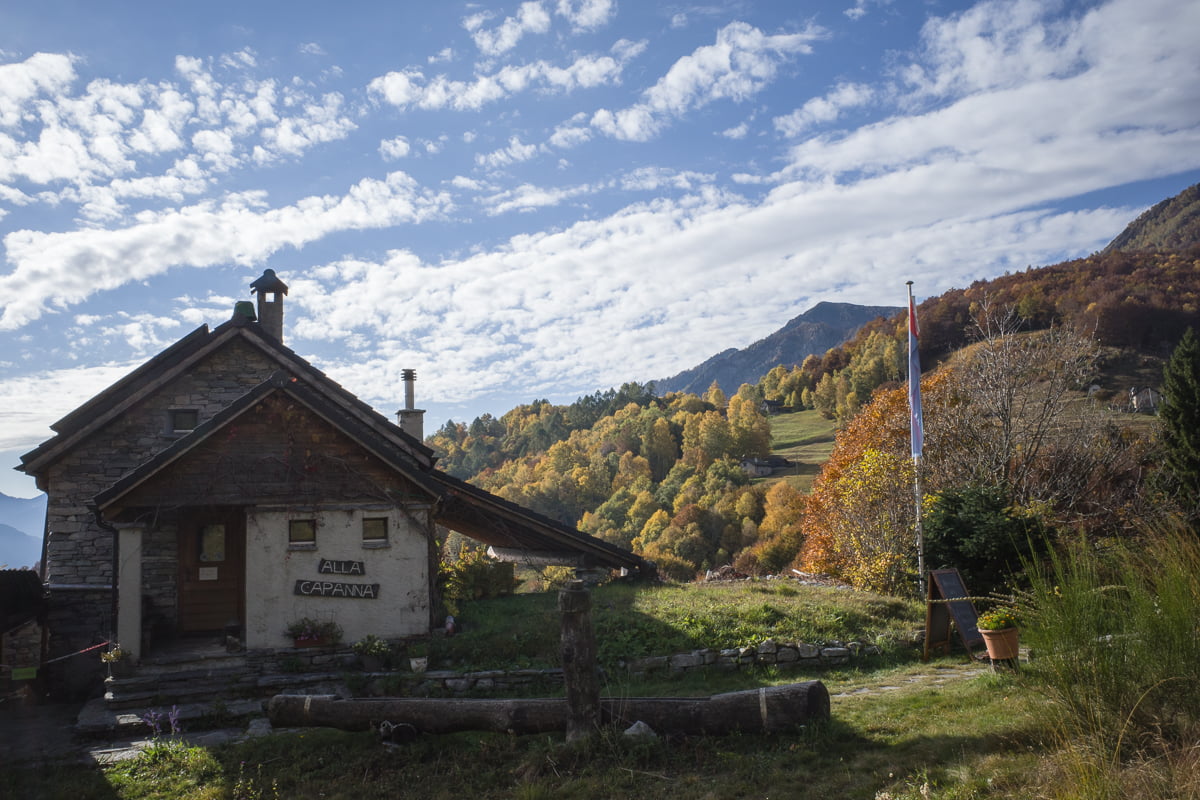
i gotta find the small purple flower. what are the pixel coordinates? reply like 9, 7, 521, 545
141, 708, 163, 737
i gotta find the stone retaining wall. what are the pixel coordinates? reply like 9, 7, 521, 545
623, 639, 881, 679
340, 638, 881, 697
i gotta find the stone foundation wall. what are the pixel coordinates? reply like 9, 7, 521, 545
43, 586, 113, 699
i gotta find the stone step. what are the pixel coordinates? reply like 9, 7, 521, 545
137, 653, 249, 675
77, 695, 266, 738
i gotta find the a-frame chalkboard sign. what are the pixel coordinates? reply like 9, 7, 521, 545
923, 568, 984, 660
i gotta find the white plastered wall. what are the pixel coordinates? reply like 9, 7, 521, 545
244, 506, 431, 649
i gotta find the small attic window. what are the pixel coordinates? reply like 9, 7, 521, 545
169, 409, 199, 433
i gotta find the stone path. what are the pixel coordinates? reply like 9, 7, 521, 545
830, 659, 993, 699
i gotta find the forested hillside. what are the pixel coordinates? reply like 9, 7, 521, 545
429, 184, 1200, 585
1104, 182, 1200, 254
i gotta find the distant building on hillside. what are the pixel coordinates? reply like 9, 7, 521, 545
740, 455, 793, 478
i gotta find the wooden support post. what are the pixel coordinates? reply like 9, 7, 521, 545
558, 579, 599, 742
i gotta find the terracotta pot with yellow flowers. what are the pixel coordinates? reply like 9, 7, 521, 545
976, 607, 1021, 665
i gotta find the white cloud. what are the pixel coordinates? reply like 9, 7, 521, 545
845, 0, 893, 21
0, 362, 144, 451
619, 167, 714, 192
903, 0, 1083, 99
475, 136, 541, 170
379, 135, 411, 160
429, 48, 454, 64
288, 187, 1133, 416
451, 175, 487, 191
0, 52, 77, 128
0, 172, 452, 330
192, 128, 237, 170
556, 0, 616, 32
299, 42, 327, 56
591, 21, 825, 141
0, 51, 355, 222
721, 122, 749, 139
549, 120, 592, 149
481, 182, 591, 214
773, 82, 874, 137
782, 0, 1200, 184
464, 1, 552, 57
259, 91, 355, 157
368, 47, 634, 112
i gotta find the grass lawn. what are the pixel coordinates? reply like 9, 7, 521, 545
1, 581, 1063, 799
763, 409, 836, 493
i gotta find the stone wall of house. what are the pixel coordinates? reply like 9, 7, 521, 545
141, 524, 180, 643
41, 337, 279, 589
39, 336, 279, 670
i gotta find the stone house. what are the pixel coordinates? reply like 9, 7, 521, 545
18, 270, 649, 696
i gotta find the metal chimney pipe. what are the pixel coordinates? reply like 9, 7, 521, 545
402, 369, 416, 411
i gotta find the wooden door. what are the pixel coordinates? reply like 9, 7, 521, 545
178, 509, 245, 633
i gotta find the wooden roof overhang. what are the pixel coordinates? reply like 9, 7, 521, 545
428, 471, 653, 575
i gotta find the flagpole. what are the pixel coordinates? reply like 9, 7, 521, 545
907, 281, 926, 600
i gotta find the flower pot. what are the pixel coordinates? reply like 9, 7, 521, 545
107, 660, 135, 679
409, 657, 428, 673
979, 627, 1020, 661
294, 636, 331, 649
360, 654, 385, 672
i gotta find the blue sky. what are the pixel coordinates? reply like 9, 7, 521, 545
1, 0, 1199, 498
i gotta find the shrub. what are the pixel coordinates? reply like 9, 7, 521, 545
1022, 527, 1200, 758
439, 548, 519, 610
922, 485, 1050, 597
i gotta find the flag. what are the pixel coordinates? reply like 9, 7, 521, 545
907, 289, 924, 460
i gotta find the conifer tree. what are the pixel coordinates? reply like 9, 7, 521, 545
1160, 327, 1200, 518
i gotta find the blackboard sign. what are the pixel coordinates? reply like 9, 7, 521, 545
923, 568, 983, 660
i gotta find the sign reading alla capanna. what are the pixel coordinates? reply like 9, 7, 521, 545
318, 559, 365, 575
295, 580, 380, 599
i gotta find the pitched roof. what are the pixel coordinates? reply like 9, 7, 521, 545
93, 371, 445, 513
19, 314, 433, 479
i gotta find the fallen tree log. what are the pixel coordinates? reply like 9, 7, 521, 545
268, 681, 830, 736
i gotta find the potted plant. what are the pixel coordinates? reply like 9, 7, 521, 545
352, 634, 391, 671
407, 641, 429, 673
285, 617, 343, 648
101, 644, 134, 678
976, 607, 1021, 664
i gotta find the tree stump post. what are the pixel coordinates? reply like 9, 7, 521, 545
558, 579, 599, 742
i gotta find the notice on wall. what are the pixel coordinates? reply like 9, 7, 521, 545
198, 567, 219, 581
294, 580, 380, 599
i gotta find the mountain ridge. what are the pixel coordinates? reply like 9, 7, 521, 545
655, 301, 901, 396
